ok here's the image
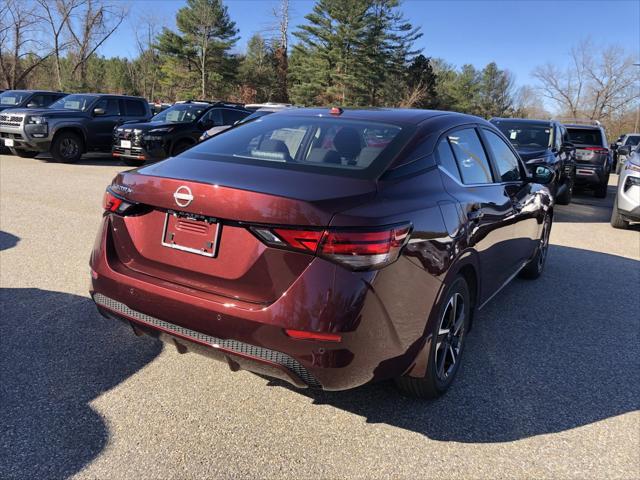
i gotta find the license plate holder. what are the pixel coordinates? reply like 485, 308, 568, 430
120, 140, 131, 149
4, 138, 14, 147
161, 211, 220, 257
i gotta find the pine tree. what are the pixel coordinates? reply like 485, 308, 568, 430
156, 0, 238, 99
478, 62, 514, 118
238, 34, 277, 103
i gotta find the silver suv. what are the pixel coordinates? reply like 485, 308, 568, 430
611, 149, 640, 229
613, 133, 640, 173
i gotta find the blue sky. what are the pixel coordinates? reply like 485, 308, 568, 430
102, 0, 640, 88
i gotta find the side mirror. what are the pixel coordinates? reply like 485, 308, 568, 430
530, 165, 554, 185
93, 107, 106, 116
26, 102, 38, 108
618, 146, 631, 156
560, 141, 575, 152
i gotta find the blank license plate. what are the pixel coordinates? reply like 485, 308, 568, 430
120, 140, 131, 149
161, 212, 220, 257
4, 138, 14, 147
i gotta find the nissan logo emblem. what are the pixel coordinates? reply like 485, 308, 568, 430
173, 186, 193, 207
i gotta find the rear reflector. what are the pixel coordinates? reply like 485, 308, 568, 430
285, 329, 342, 342
251, 223, 412, 270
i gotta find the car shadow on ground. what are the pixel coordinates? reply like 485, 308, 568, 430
554, 185, 617, 223
31, 152, 125, 167
0, 231, 20, 251
0, 289, 162, 478
266, 244, 639, 443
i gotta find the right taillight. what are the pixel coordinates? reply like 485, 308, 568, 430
102, 187, 135, 215
251, 223, 412, 271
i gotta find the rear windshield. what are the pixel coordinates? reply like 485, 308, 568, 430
567, 128, 603, 146
185, 114, 410, 178
492, 121, 552, 149
0, 91, 28, 106
152, 104, 207, 123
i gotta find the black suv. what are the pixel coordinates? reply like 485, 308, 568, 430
112, 100, 251, 166
0, 93, 151, 162
564, 122, 611, 198
490, 118, 576, 204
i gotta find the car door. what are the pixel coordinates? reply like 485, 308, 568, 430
443, 127, 521, 301
480, 128, 540, 268
91, 97, 123, 148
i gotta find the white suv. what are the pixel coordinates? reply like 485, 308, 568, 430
611, 149, 640, 229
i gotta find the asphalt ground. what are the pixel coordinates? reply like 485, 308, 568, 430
1, 153, 638, 479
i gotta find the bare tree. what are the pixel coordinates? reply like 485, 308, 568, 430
0, 0, 54, 89
35, 0, 87, 90
533, 39, 639, 121
128, 15, 163, 100
63, 0, 127, 88
272, 0, 290, 103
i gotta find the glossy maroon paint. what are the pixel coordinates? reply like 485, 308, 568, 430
89, 108, 552, 390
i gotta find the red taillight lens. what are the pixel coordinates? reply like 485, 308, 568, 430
251, 223, 412, 270
102, 187, 135, 214
103, 190, 123, 212
284, 329, 342, 342
584, 147, 609, 154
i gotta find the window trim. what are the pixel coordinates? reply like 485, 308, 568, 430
437, 125, 497, 187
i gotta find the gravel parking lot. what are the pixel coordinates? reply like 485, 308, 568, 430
1, 153, 638, 480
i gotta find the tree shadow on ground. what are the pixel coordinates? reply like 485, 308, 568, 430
0, 288, 162, 479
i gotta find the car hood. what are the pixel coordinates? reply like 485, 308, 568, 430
516, 147, 552, 162
1, 108, 89, 118
120, 120, 191, 131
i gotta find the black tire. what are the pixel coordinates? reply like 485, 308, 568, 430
555, 178, 573, 205
9, 148, 38, 158
51, 132, 83, 163
610, 197, 629, 229
121, 157, 145, 167
171, 139, 193, 157
519, 213, 552, 280
395, 276, 471, 399
594, 181, 608, 198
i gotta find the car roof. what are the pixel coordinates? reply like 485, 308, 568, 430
65, 93, 146, 100
491, 117, 553, 126
274, 107, 479, 126
564, 124, 602, 130
2, 90, 65, 94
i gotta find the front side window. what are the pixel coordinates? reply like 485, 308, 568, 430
152, 103, 207, 123
184, 115, 406, 178
447, 128, 493, 184
49, 94, 94, 111
624, 135, 640, 147
483, 130, 522, 182
95, 98, 121, 116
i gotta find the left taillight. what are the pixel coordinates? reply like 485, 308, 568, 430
102, 187, 134, 215
251, 223, 412, 271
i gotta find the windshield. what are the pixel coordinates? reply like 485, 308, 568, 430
624, 135, 640, 146
185, 114, 408, 179
0, 91, 28, 106
567, 128, 603, 146
49, 94, 95, 111
152, 104, 207, 123
493, 121, 552, 149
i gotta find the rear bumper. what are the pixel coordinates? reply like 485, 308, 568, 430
574, 163, 606, 186
89, 216, 440, 390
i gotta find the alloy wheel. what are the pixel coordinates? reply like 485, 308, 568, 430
434, 292, 465, 381
537, 216, 551, 270
60, 138, 79, 159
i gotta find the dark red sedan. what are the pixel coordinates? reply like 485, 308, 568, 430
90, 108, 554, 398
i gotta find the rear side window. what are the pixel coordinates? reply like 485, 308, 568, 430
222, 109, 249, 125
483, 130, 521, 182
187, 115, 408, 178
125, 100, 146, 116
567, 128, 603, 146
447, 128, 493, 184
436, 139, 461, 182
